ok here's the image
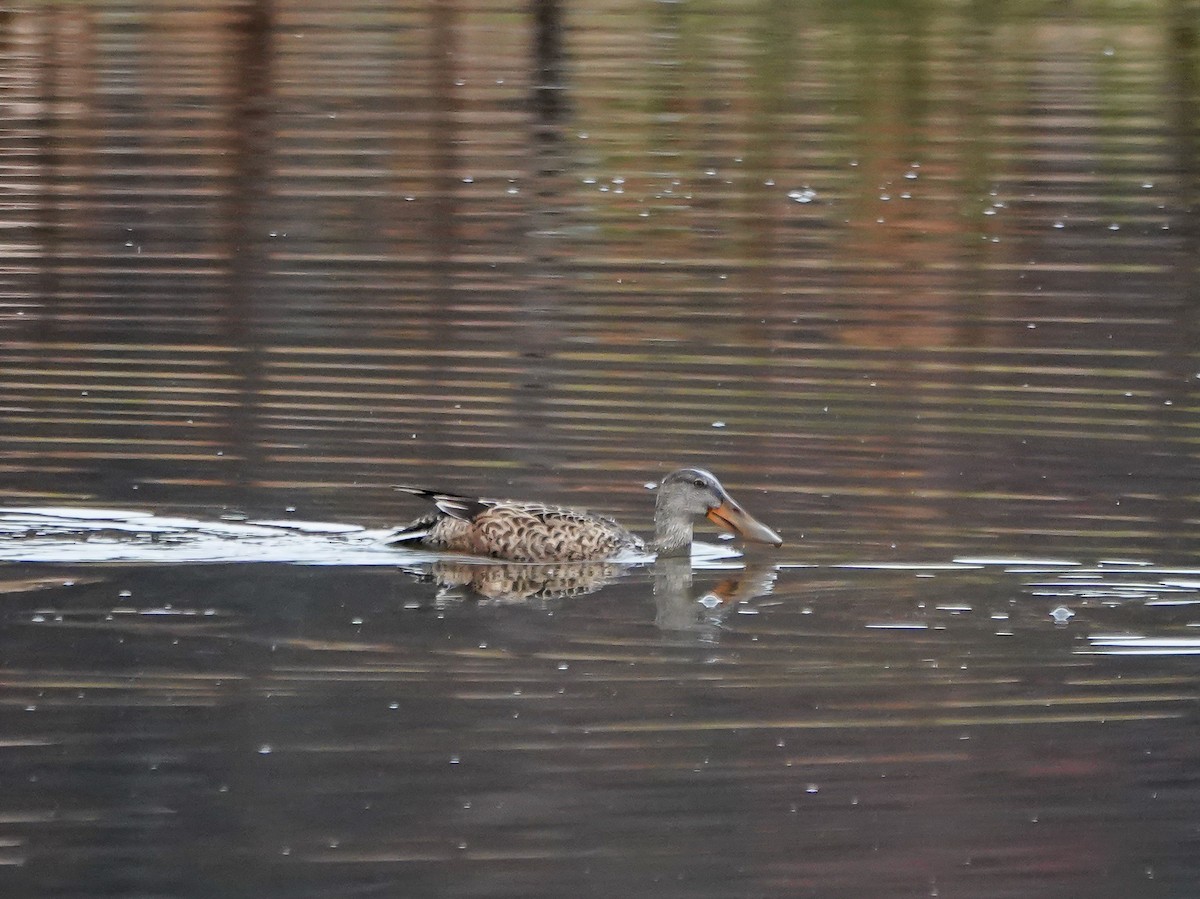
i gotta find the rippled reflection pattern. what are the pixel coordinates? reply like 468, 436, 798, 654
1, 2, 1199, 897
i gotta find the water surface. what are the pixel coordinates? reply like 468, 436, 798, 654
1, 1, 1199, 896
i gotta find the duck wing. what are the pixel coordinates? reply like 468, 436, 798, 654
466, 502, 644, 561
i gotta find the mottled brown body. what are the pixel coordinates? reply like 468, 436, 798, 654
387, 495, 646, 562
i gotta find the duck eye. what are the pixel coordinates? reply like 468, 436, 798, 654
692, 478, 706, 489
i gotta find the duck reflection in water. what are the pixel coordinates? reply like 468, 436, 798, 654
400, 556, 777, 633
404, 559, 632, 602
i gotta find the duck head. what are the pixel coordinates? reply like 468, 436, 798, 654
653, 468, 783, 557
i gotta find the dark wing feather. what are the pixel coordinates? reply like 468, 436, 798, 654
392, 486, 495, 522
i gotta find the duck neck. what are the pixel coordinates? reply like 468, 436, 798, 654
653, 501, 694, 557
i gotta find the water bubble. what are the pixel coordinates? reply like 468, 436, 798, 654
258, 744, 273, 755
788, 187, 817, 203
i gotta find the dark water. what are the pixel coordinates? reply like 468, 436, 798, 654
2, 2, 1200, 896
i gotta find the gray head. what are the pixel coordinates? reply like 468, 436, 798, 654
653, 468, 783, 556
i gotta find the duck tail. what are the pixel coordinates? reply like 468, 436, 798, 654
380, 512, 440, 547
392, 485, 491, 522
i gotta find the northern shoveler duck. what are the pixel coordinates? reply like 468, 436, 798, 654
384, 468, 783, 562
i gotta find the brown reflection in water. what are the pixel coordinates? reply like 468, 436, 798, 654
1155, 0, 1200, 546
1, 1, 1199, 560
224, 1, 274, 501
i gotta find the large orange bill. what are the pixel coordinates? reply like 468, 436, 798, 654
706, 499, 783, 547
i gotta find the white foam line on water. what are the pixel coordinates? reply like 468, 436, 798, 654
1088, 636, 1200, 648
0, 508, 450, 565
1025, 581, 1196, 592
952, 557, 1081, 567
1079, 644, 1200, 656
864, 622, 929, 630
1, 507, 157, 522
247, 519, 366, 534
834, 562, 984, 571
